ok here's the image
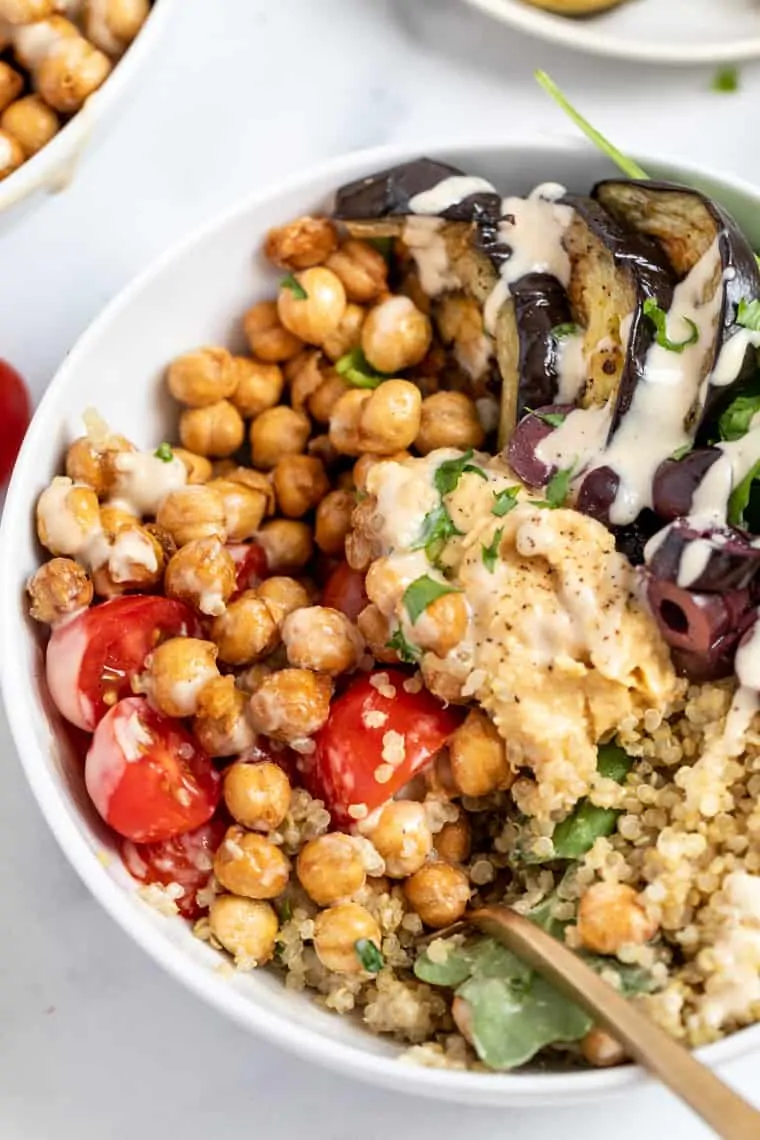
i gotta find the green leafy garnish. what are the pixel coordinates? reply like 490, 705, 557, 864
280, 272, 308, 300
277, 898, 293, 923
434, 449, 488, 496
481, 527, 504, 574
386, 625, 421, 664
154, 442, 174, 463
531, 409, 567, 428
719, 393, 760, 442
491, 486, 520, 517
737, 297, 760, 332
550, 744, 633, 861
355, 938, 384, 974
541, 464, 575, 509
643, 298, 699, 353
712, 66, 739, 94
728, 459, 760, 527
670, 444, 692, 461
551, 322, 580, 340
335, 347, 387, 389
412, 503, 461, 566
403, 574, 460, 624
535, 70, 648, 181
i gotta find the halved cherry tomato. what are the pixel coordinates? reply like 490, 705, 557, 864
321, 561, 368, 622
308, 669, 463, 828
0, 358, 30, 485
121, 817, 227, 919
46, 596, 203, 731
227, 542, 268, 595
86, 696, 221, 842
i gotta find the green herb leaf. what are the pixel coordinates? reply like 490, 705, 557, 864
491, 486, 520, 517
550, 744, 633, 861
403, 574, 460, 624
386, 625, 421, 664
719, 393, 760, 442
581, 954, 656, 997
670, 444, 692, 461
355, 938, 384, 973
544, 463, 575, 509
643, 298, 699, 353
534, 70, 648, 181
412, 502, 461, 566
596, 743, 633, 783
551, 322, 580, 340
525, 892, 569, 940
728, 458, 760, 527
532, 409, 567, 428
434, 450, 488, 496
712, 66, 739, 94
154, 442, 174, 463
277, 898, 293, 923
280, 272, 308, 300
737, 297, 760, 332
335, 347, 386, 389
414, 942, 477, 988
481, 528, 504, 574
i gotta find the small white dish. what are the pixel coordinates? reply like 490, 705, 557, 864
462, 0, 760, 64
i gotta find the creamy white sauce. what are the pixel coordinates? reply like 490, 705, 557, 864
475, 395, 500, 434
109, 451, 186, 516
555, 332, 587, 403
691, 422, 760, 525
675, 537, 713, 588
408, 175, 496, 216
709, 329, 760, 388
13, 19, 68, 69
700, 869, 760, 1029
113, 709, 153, 763
366, 452, 442, 550
37, 476, 99, 557
108, 528, 157, 583
401, 216, 460, 297
536, 401, 611, 471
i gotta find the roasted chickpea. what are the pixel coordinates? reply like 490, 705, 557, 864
314, 489, 354, 556
0, 62, 23, 114
36, 477, 100, 557
328, 388, 371, 456
581, 1028, 626, 1068
415, 391, 485, 455
212, 459, 237, 478
404, 861, 470, 928
1, 95, 59, 157
449, 709, 513, 798
451, 996, 474, 1045
307, 369, 349, 423
156, 484, 226, 546
264, 215, 338, 270
64, 432, 134, 495
272, 455, 330, 519
0, 0, 54, 23
143, 522, 177, 564
230, 358, 284, 418
164, 536, 236, 617
91, 524, 165, 597
99, 504, 137, 536
208, 477, 269, 541
358, 379, 422, 454
248, 668, 333, 742
326, 239, 387, 304
11, 15, 77, 68
257, 575, 310, 625
257, 519, 313, 573
214, 826, 291, 899
577, 882, 658, 956
344, 498, 382, 572
27, 557, 93, 624
435, 815, 472, 864
277, 267, 346, 347
243, 301, 303, 363
322, 303, 366, 364
361, 295, 431, 374
223, 760, 291, 832
306, 433, 338, 470
166, 347, 239, 408
211, 590, 279, 666
83, 0, 149, 55
281, 605, 364, 676
224, 466, 276, 516
356, 604, 397, 664
143, 637, 219, 718
193, 677, 255, 757
179, 399, 245, 458
173, 448, 212, 484
209, 895, 279, 968
288, 351, 324, 412
313, 903, 381, 974
250, 405, 310, 470
0, 127, 22, 179
37, 36, 112, 114
412, 591, 468, 658
366, 801, 432, 879
297, 833, 367, 906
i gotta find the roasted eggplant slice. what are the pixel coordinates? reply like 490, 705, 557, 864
334, 158, 502, 225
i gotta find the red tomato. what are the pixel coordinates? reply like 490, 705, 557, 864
86, 697, 221, 842
321, 562, 368, 622
309, 669, 463, 827
121, 817, 227, 919
227, 541, 268, 595
237, 735, 299, 784
0, 358, 30, 485
46, 596, 203, 731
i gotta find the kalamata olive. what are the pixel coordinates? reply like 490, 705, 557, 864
652, 450, 722, 522
505, 404, 574, 488
645, 519, 760, 593
669, 639, 738, 682
576, 466, 619, 524
646, 576, 755, 681
611, 512, 661, 567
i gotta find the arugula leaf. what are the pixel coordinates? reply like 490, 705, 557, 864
737, 298, 760, 332
481, 527, 504, 573
551, 322, 580, 340
280, 272, 308, 300
534, 70, 648, 181
434, 450, 488, 496
355, 938, 384, 973
403, 574, 460, 624
550, 744, 633, 860
719, 393, 760, 442
728, 459, 760, 527
412, 502, 461, 566
335, 347, 387, 389
414, 942, 480, 988
154, 442, 174, 462
670, 444, 692, 461
643, 299, 699, 353
386, 625, 421, 664
491, 486, 520, 517
712, 66, 739, 94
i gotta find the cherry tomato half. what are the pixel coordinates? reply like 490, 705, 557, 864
121, 817, 227, 919
0, 358, 30, 485
227, 542, 268, 595
321, 561, 368, 622
86, 697, 221, 842
308, 669, 463, 828
46, 596, 204, 731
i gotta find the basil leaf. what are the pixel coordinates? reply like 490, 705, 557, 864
491, 486, 520, 517
335, 347, 386, 389
728, 459, 760, 527
434, 450, 487, 496
551, 322, 580, 340
154, 442, 174, 462
737, 298, 760, 332
712, 66, 739, 94
643, 299, 699, 353
719, 393, 760, 442
386, 625, 421, 664
403, 574, 460, 624
481, 527, 503, 573
412, 502, 461, 566
280, 272, 308, 300
354, 938, 383, 973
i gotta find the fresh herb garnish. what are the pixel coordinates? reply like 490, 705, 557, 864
670, 444, 692, 461
280, 272, 308, 300
412, 503, 461, 566
491, 486, 520, 517
712, 66, 739, 94
535, 464, 575, 510
154, 442, 174, 462
728, 459, 760, 527
277, 898, 293, 922
481, 528, 504, 574
386, 626, 421, 664
737, 297, 760, 332
355, 938, 384, 974
434, 450, 488, 496
643, 298, 699, 353
551, 322, 580, 340
546, 745, 633, 862
535, 70, 648, 181
719, 391, 760, 442
335, 347, 388, 389
530, 409, 567, 428
403, 574, 460, 624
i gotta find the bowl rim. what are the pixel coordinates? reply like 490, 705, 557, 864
3, 134, 760, 1104
0, 0, 178, 216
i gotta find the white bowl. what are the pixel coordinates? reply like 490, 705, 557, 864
3, 138, 760, 1106
0, 0, 176, 230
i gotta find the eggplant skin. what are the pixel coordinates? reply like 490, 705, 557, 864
333, 158, 502, 225
521, 0, 625, 12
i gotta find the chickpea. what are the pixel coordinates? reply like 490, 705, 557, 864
257, 575, 309, 625
11, 15, 77, 69
156, 484, 226, 546
166, 347, 239, 408
27, 557, 93, 624
143, 637, 219, 718
173, 447, 212, 484
248, 668, 332, 742
243, 300, 303, 363
297, 833, 367, 906
359, 379, 422, 455
83, 0, 149, 56
223, 760, 291, 832
272, 455, 329, 519
214, 826, 290, 900
449, 709, 513, 798
209, 895, 279, 968
211, 590, 279, 666
193, 677, 255, 757
328, 388, 371, 457
325, 239, 387, 304
288, 351, 324, 413
581, 1028, 626, 1068
37, 37, 112, 114
65, 432, 133, 496
307, 369, 349, 424
0, 0, 54, 23
36, 477, 100, 557
91, 524, 165, 597
0, 62, 23, 114
313, 903, 381, 974
412, 591, 468, 658
250, 405, 310, 470
179, 399, 245, 458
356, 604, 397, 664
361, 295, 431, 375
322, 303, 365, 364
230, 358, 284, 418
0, 128, 22, 179
1, 95, 59, 157
164, 536, 236, 617
435, 815, 472, 864
212, 459, 236, 478
366, 801, 432, 879
344, 498, 381, 572
257, 519, 313, 574
404, 861, 470, 928
415, 391, 485, 455
281, 605, 364, 676
98, 504, 137, 536
277, 267, 346, 347
451, 996, 474, 1045
314, 489, 354, 556
264, 215, 338, 270
577, 882, 658, 956
208, 477, 268, 541
353, 451, 409, 494
236, 663, 272, 695
143, 522, 177, 564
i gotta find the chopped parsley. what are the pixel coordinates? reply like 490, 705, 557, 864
355, 939, 384, 974
154, 442, 174, 462
403, 574, 461, 624
481, 528, 504, 573
280, 272, 308, 300
530, 408, 567, 428
712, 66, 739, 94
531, 464, 575, 510
434, 449, 488, 496
412, 502, 461, 567
386, 626, 421, 664
551, 322, 580, 340
277, 898, 293, 923
335, 347, 388, 389
491, 486, 520, 517
737, 298, 760, 332
643, 298, 699, 353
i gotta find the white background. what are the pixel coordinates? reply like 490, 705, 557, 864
2, 2, 760, 1136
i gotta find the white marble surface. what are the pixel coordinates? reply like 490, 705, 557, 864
2, 1, 760, 1136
